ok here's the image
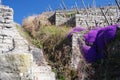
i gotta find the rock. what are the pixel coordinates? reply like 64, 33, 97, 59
30, 46, 47, 65
0, 53, 56, 80
0, 53, 33, 80
33, 65, 56, 80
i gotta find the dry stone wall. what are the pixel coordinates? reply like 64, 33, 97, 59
0, 5, 13, 25
71, 32, 85, 69
54, 6, 119, 27
55, 11, 70, 26
0, 5, 56, 80
75, 6, 118, 28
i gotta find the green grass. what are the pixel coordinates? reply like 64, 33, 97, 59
34, 25, 71, 48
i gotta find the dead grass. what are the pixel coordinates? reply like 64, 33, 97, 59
22, 14, 51, 37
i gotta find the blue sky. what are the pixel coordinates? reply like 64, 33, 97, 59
2, 0, 116, 24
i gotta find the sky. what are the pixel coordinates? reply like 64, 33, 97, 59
2, 0, 116, 25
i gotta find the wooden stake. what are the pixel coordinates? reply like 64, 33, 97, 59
75, 2, 79, 13
85, 20, 89, 28
60, 4, 63, 10
100, 8, 110, 25
81, 0, 89, 16
62, 0, 67, 10
115, 0, 120, 10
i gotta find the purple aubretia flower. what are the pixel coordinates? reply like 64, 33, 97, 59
67, 26, 85, 38
82, 25, 117, 63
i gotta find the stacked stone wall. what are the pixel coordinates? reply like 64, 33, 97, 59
55, 11, 70, 26
75, 6, 118, 28
54, 6, 119, 27
0, 5, 56, 80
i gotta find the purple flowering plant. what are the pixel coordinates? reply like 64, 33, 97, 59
82, 25, 117, 63
67, 26, 85, 38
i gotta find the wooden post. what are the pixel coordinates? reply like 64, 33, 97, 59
75, 2, 79, 14
85, 20, 89, 28
95, 20, 98, 27
81, 0, 89, 16
100, 8, 110, 25
105, 8, 109, 15
115, 0, 120, 10
60, 3, 63, 10
62, 0, 67, 10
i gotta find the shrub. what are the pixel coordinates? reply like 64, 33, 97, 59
22, 14, 51, 37
22, 16, 37, 37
